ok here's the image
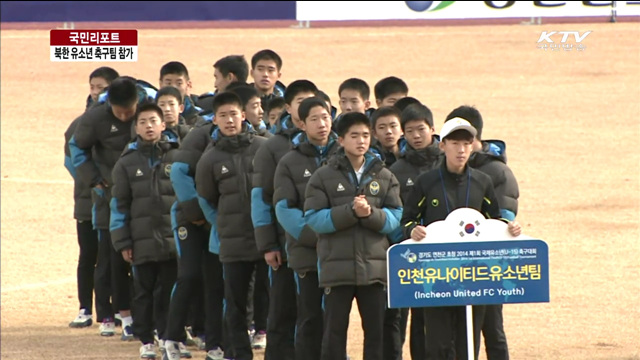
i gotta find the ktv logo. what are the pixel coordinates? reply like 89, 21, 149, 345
537, 31, 592, 43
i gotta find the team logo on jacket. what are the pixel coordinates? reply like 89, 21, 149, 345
406, 178, 414, 186
431, 198, 439, 207
110, 125, 118, 133
221, 165, 229, 174
336, 183, 345, 192
303, 169, 312, 177
136, 169, 143, 177
369, 181, 380, 195
164, 164, 172, 177
178, 227, 188, 240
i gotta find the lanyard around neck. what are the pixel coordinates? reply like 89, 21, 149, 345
438, 167, 471, 214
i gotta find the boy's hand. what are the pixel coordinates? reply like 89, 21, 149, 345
508, 221, 522, 237
264, 250, 282, 270
353, 196, 371, 218
121, 249, 133, 263
410, 226, 427, 241
94, 180, 108, 190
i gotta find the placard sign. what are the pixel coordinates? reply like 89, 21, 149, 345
387, 208, 549, 308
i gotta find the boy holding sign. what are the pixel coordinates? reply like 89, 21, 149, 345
445, 106, 520, 360
400, 117, 521, 360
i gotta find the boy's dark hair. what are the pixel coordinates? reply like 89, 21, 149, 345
159, 61, 190, 80
445, 105, 484, 140
89, 66, 119, 83
298, 97, 330, 123
370, 106, 402, 128
401, 103, 433, 130
336, 112, 371, 137
338, 78, 370, 100
317, 90, 332, 106
284, 80, 318, 105
374, 76, 409, 101
266, 97, 286, 113
251, 49, 283, 71
229, 85, 260, 109
212, 92, 243, 115
214, 55, 249, 83
108, 77, 138, 107
156, 86, 184, 105
443, 129, 474, 142
393, 96, 420, 112
136, 103, 164, 123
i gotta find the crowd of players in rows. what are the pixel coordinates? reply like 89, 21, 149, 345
63, 49, 520, 360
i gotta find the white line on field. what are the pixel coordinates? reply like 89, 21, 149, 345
1, 277, 76, 293
1, 177, 73, 185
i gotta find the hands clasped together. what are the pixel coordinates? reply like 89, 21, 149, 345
353, 195, 371, 218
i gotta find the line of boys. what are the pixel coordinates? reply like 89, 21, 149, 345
65, 48, 520, 360
65, 50, 284, 360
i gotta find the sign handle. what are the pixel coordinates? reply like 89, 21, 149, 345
466, 305, 474, 360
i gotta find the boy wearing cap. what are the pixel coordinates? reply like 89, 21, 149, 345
445, 106, 519, 360
400, 117, 522, 360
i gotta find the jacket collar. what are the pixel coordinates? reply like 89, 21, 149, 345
440, 157, 470, 183
400, 136, 441, 166
330, 148, 383, 175
214, 125, 255, 153
270, 112, 301, 138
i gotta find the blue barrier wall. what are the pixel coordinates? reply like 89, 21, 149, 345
0, 1, 296, 22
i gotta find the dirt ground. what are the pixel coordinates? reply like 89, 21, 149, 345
1, 20, 639, 360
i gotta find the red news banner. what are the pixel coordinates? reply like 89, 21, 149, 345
50, 29, 138, 62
